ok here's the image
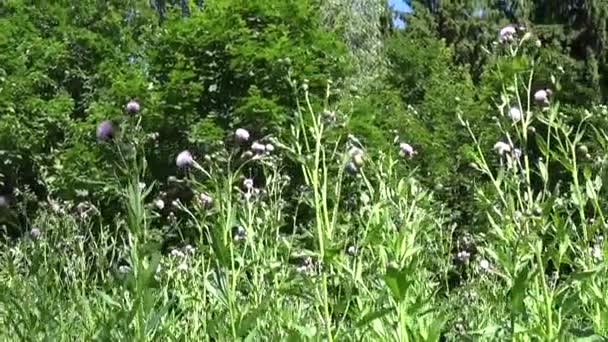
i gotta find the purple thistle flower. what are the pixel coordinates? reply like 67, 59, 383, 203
199, 192, 213, 208
125, 99, 140, 114
30, 227, 42, 239
235, 128, 250, 142
498, 25, 516, 43
344, 161, 359, 175
176, 150, 194, 168
96, 120, 114, 141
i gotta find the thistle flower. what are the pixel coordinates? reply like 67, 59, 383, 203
183, 244, 195, 255
498, 25, 516, 43
125, 99, 140, 114
96, 120, 114, 141
508, 107, 522, 122
344, 161, 359, 175
118, 265, 131, 274
232, 225, 247, 241
243, 178, 254, 190
399, 143, 416, 158
534, 89, 550, 105
479, 259, 490, 271
235, 128, 250, 142
176, 150, 194, 168
346, 245, 357, 256
153, 199, 165, 210
170, 248, 185, 258
199, 192, 213, 207
493, 141, 511, 155
457, 250, 471, 262
30, 227, 41, 239
251, 142, 266, 154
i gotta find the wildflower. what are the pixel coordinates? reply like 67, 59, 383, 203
235, 128, 250, 142
296, 256, 314, 273
344, 161, 359, 175
232, 225, 247, 241
534, 89, 550, 105
346, 245, 357, 256
183, 244, 195, 255
399, 143, 416, 158
118, 265, 131, 274
176, 150, 194, 168
125, 99, 140, 114
493, 141, 511, 155
170, 248, 185, 258
323, 110, 336, 121
265, 143, 275, 153
177, 263, 188, 272
96, 120, 114, 141
498, 25, 516, 43
349, 147, 364, 158
251, 142, 266, 154
479, 259, 490, 271
30, 227, 41, 239
153, 198, 165, 210
243, 178, 254, 190
199, 192, 213, 207
457, 250, 471, 262
508, 107, 522, 122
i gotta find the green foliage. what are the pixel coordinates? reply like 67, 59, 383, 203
2, 1, 608, 341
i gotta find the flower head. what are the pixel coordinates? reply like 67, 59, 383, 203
265, 143, 275, 153
176, 150, 194, 168
153, 198, 165, 210
96, 120, 114, 141
508, 107, 522, 122
199, 192, 213, 207
534, 89, 550, 105
242, 178, 254, 191
399, 143, 416, 158
235, 128, 250, 142
498, 25, 516, 43
232, 225, 247, 241
493, 141, 511, 155
251, 142, 266, 154
125, 99, 140, 114
344, 161, 359, 175
30, 227, 42, 239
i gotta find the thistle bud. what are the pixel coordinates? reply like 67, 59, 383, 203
235, 128, 250, 142
125, 99, 140, 114
508, 107, 522, 122
176, 150, 194, 168
534, 89, 550, 105
251, 142, 266, 154
344, 161, 359, 175
96, 120, 114, 141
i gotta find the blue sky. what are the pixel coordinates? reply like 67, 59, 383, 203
388, 0, 411, 28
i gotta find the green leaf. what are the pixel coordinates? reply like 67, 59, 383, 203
356, 307, 393, 328
384, 266, 410, 303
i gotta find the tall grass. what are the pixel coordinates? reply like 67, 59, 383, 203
1, 73, 608, 341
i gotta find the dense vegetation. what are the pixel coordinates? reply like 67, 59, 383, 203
1, 0, 608, 340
